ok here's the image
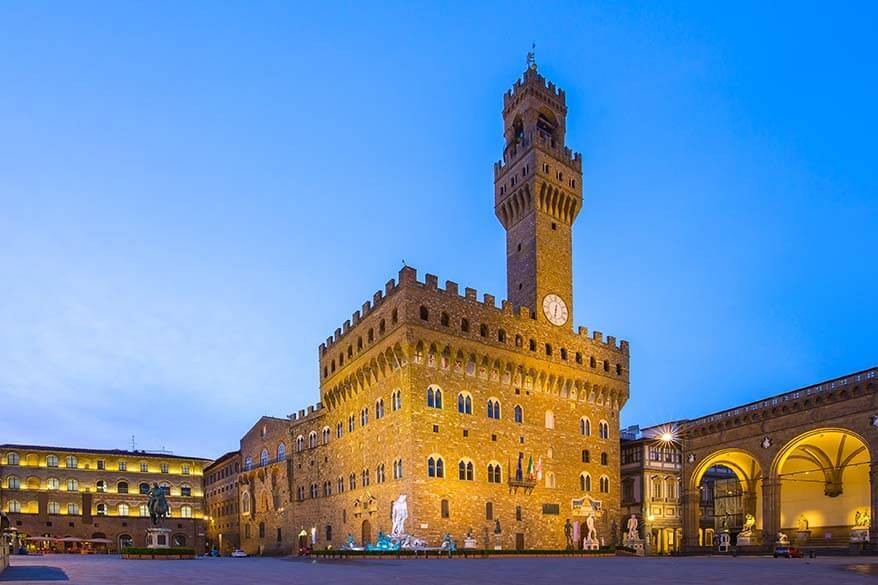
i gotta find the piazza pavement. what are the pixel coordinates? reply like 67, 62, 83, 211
2, 554, 878, 585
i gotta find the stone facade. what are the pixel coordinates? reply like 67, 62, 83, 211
680, 367, 878, 552
231, 64, 631, 555
203, 450, 241, 554
620, 427, 682, 554
0, 444, 209, 553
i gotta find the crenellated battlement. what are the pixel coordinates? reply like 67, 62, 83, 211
503, 67, 566, 110
288, 401, 326, 426
319, 265, 628, 362
494, 131, 582, 177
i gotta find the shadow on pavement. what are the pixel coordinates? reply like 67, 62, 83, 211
0, 566, 70, 581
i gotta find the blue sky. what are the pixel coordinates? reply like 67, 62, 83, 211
1, 2, 875, 457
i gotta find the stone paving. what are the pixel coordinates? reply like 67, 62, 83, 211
2, 554, 877, 584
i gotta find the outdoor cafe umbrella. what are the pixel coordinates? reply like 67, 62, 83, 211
24, 536, 53, 541
86, 538, 113, 544
54, 537, 83, 542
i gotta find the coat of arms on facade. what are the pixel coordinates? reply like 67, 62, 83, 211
870, 415, 878, 428
687, 453, 696, 464
761, 436, 772, 449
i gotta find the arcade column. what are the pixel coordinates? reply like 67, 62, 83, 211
870, 462, 878, 546
761, 477, 781, 546
681, 488, 700, 551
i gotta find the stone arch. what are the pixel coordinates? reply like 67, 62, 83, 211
770, 427, 871, 533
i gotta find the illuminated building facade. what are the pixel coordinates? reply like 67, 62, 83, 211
0, 444, 210, 553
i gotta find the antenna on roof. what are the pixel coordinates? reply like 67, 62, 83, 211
131, 435, 136, 451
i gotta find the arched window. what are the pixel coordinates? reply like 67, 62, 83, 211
458, 460, 474, 481
117, 481, 129, 494
139, 504, 149, 517
666, 477, 677, 500
393, 459, 403, 480
498, 329, 506, 342
181, 505, 192, 518
349, 473, 356, 490
241, 491, 251, 515
244, 456, 252, 470
139, 482, 150, 494
580, 472, 592, 492
310, 432, 319, 449
322, 427, 331, 444
514, 405, 523, 424
487, 463, 502, 484
96, 503, 107, 516
48, 501, 60, 514
545, 471, 556, 488
479, 324, 488, 337
427, 385, 442, 409
6, 476, 20, 490
440, 312, 450, 326
295, 435, 304, 452
392, 389, 402, 411
65, 455, 77, 469
457, 392, 472, 415
487, 399, 501, 420
441, 499, 450, 518
7, 500, 21, 513
600, 475, 610, 493
581, 449, 590, 463
336, 422, 343, 438
67, 502, 79, 515
118, 503, 129, 516
428, 456, 444, 478
601, 452, 608, 466
580, 417, 591, 436
545, 410, 555, 429
277, 443, 286, 461
376, 464, 385, 483
95, 480, 106, 493
6, 452, 19, 465
599, 420, 610, 439
46, 454, 59, 468
46, 477, 60, 490
419, 306, 429, 320
67, 478, 78, 492
260, 449, 269, 466
375, 398, 385, 419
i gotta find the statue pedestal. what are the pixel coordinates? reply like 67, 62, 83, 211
493, 534, 502, 550
582, 538, 599, 551
850, 528, 870, 543
625, 537, 645, 556
795, 530, 811, 545
463, 538, 478, 549
146, 528, 171, 549
736, 533, 757, 547
717, 531, 731, 553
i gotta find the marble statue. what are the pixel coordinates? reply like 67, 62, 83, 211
856, 510, 871, 528
440, 533, 457, 552
776, 532, 789, 544
585, 513, 597, 542
797, 515, 809, 531
739, 513, 756, 536
626, 514, 639, 541
391, 495, 408, 536
342, 534, 357, 550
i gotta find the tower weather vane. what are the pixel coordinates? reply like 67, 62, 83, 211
526, 43, 537, 70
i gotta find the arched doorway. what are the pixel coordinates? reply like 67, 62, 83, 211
118, 534, 133, 551
772, 428, 871, 545
689, 449, 763, 548
361, 519, 372, 547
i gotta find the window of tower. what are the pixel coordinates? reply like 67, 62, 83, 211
512, 117, 524, 143
419, 306, 429, 321
551, 222, 557, 230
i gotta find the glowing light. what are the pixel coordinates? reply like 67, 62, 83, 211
661, 432, 674, 443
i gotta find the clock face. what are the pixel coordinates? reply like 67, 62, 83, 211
542, 294, 569, 326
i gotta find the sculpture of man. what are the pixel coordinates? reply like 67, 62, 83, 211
391, 495, 408, 537
798, 514, 809, 531
585, 513, 597, 542
494, 518, 502, 535
146, 482, 168, 526
626, 514, 639, 541
564, 519, 573, 549
740, 513, 756, 536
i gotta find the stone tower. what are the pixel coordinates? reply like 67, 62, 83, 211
494, 63, 583, 326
